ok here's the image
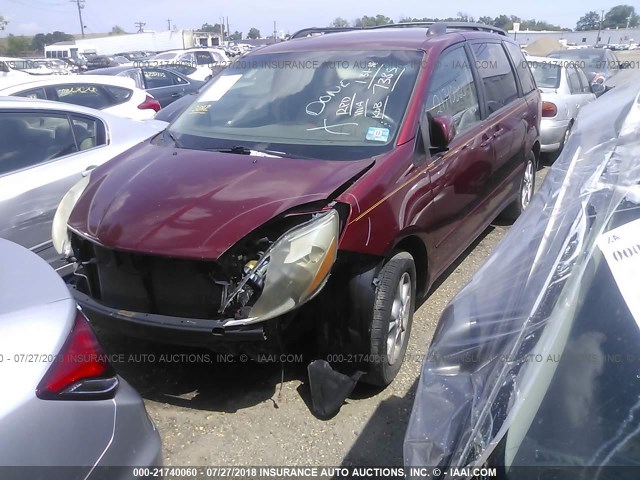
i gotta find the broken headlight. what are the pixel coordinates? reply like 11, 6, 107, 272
52, 174, 90, 257
224, 209, 339, 325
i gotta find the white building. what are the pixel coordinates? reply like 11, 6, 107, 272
45, 30, 223, 58
508, 27, 640, 47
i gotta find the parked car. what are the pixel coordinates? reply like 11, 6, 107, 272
144, 50, 211, 81
31, 58, 72, 75
0, 97, 167, 275
0, 75, 161, 120
0, 238, 162, 477
405, 74, 640, 476
85, 55, 127, 70
153, 90, 199, 122
0, 56, 54, 78
547, 48, 624, 92
527, 56, 597, 154
55, 23, 541, 387
84, 66, 203, 107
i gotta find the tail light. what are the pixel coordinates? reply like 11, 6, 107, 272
542, 101, 557, 118
138, 95, 161, 112
36, 310, 118, 400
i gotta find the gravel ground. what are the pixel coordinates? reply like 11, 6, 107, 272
95, 166, 549, 470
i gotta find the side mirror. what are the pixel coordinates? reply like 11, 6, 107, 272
591, 82, 606, 96
430, 115, 456, 151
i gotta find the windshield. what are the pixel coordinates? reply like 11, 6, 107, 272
168, 50, 422, 160
529, 61, 561, 89
547, 50, 605, 70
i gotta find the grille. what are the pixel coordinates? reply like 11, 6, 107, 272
74, 237, 225, 319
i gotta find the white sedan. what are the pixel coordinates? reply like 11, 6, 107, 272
0, 75, 161, 120
0, 97, 167, 275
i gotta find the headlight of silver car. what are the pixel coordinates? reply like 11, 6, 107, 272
224, 210, 340, 326
52, 175, 91, 256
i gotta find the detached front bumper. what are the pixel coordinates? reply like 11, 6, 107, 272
540, 118, 570, 152
70, 286, 268, 349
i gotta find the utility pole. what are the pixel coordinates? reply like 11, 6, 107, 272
72, 0, 85, 38
226, 16, 230, 41
134, 21, 146, 33
626, 14, 632, 29
273, 21, 277, 42
167, 18, 172, 30
596, 10, 604, 46
219, 16, 225, 44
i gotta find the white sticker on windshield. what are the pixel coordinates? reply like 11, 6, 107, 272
597, 218, 640, 325
198, 74, 242, 102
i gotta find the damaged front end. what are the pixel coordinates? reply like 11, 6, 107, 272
57, 197, 346, 349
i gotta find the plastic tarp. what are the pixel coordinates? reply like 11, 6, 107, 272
404, 72, 640, 477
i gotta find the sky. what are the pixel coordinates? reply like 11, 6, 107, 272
0, 0, 631, 37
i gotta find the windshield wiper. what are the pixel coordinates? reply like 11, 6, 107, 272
208, 145, 285, 157
166, 130, 183, 148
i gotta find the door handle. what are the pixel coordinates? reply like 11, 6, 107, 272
493, 128, 506, 138
480, 134, 491, 148
171, 92, 182, 97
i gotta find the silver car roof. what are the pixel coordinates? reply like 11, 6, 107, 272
0, 239, 71, 316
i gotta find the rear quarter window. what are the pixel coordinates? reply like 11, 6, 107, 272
102, 85, 133, 104
503, 41, 536, 94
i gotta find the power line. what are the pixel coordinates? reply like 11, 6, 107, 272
134, 21, 146, 33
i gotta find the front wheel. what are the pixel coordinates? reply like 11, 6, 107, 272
362, 251, 416, 386
502, 151, 536, 222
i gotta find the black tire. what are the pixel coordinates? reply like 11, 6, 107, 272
502, 150, 536, 223
362, 251, 416, 386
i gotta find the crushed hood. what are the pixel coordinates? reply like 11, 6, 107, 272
68, 142, 372, 259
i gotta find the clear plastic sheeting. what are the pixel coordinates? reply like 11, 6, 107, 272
404, 72, 640, 478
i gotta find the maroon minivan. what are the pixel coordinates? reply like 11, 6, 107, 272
54, 23, 541, 386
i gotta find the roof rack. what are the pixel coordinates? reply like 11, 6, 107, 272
369, 21, 507, 36
290, 27, 359, 39
290, 22, 506, 40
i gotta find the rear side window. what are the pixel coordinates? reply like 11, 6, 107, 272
425, 46, 481, 135
15, 87, 47, 100
567, 67, 582, 94
53, 84, 112, 110
102, 85, 133, 104
503, 42, 536, 94
143, 69, 174, 88
472, 43, 519, 113
0, 112, 76, 175
577, 68, 592, 93
194, 51, 212, 65
70, 115, 106, 151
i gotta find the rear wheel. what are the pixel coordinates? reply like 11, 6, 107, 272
502, 151, 536, 222
362, 251, 416, 386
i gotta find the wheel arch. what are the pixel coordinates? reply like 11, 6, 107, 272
392, 234, 429, 298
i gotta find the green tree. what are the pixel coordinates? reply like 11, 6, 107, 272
456, 12, 475, 22
247, 27, 260, 39
7, 34, 31, 56
330, 17, 349, 27
110, 25, 126, 35
200, 22, 225, 35
603, 5, 639, 28
0, 15, 7, 31
576, 11, 601, 31
228, 31, 242, 41
478, 16, 494, 25
31, 31, 74, 52
353, 14, 393, 27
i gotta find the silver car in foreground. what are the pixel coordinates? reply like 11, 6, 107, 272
0, 239, 161, 479
527, 56, 598, 154
0, 97, 167, 275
